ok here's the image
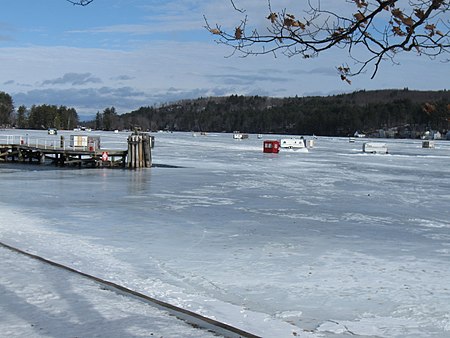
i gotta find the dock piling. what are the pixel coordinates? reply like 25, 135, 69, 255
127, 131, 152, 168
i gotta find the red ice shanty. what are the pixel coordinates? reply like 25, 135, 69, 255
263, 140, 280, 153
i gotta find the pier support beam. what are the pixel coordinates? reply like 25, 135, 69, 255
127, 131, 152, 168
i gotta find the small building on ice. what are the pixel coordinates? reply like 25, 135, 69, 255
233, 131, 249, 140
263, 140, 280, 153
279, 138, 307, 149
422, 140, 435, 148
70, 135, 101, 151
363, 142, 388, 154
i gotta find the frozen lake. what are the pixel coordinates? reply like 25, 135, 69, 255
1, 129, 450, 337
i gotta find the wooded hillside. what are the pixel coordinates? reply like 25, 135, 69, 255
3, 89, 449, 137
92, 89, 450, 137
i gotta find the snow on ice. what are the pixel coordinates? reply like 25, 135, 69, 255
1, 129, 450, 337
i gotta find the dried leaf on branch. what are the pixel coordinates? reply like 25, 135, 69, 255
414, 9, 425, 19
235, 27, 243, 39
267, 13, 278, 23
401, 17, 414, 27
353, 12, 366, 22
209, 28, 221, 35
392, 26, 406, 36
353, 0, 368, 9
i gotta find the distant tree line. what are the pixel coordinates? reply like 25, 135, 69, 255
0, 91, 80, 130
2, 89, 450, 137
87, 90, 450, 137
15, 105, 79, 130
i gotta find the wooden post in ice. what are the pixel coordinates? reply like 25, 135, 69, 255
142, 134, 151, 167
127, 131, 152, 168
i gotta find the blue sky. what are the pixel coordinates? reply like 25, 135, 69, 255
1, 0, 449, 120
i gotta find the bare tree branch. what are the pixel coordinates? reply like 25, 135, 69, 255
205, 0, 450, 81
230, 0, 245, 14
66, 0, 94, 6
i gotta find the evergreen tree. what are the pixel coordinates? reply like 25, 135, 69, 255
102, 106, 117, 131
95, 111, 102, 130
0, 91, 14, 126
16, 105, 28, 129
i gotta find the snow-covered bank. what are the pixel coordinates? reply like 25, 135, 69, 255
1, 130, 450, 337
0, 246, 217, 338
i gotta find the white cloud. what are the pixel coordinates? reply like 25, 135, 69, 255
1, 0, 449, 121
111, 75, 135, 81
42, 73, 102, 86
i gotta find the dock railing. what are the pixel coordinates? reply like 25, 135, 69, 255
1, 135, 92, 152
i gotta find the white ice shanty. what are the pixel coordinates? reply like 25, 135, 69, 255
362, 142, 388, 154
233, 131, 249, 139
279, 137, 309, 152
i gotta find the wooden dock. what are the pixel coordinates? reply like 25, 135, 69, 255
0, 131, 152, 168
0, 143, 128, 167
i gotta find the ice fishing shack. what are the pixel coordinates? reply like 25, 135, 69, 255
263, 140, 280, 153
362, 142, 388, 154
70, 135, 101, 151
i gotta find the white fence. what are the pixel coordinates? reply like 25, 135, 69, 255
0, 134, 88, 151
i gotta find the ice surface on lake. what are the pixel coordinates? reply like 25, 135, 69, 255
1, 129, 450, 337
0, 246, 217, 338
